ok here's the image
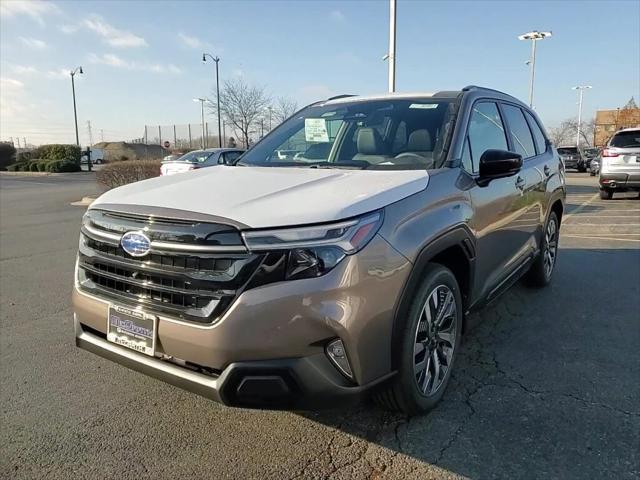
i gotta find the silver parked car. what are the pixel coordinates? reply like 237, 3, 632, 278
160, 148, 244, 176
599, 128, 640, 199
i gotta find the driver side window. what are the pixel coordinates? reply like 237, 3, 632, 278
466, 102, 508, 172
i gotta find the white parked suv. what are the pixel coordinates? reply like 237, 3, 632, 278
599, 128, 640, 199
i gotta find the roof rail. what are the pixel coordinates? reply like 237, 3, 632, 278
326, 94, 357, 101
462, 85, 519, 99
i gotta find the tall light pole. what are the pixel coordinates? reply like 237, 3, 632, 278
202, 53, 222, 148
518, 31, 552, 108
193, 98, 207, 149
70, 66, 83, 146
572, 85, 592, 147
383, 0, 397, 93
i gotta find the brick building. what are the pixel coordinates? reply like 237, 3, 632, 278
594, 108, 640, 146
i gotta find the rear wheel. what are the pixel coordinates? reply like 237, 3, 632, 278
525, 211, 559, 287
600, 189, 613, 200
374, 264, 462, 415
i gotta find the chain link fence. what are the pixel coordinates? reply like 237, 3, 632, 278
140, 123, 235, 151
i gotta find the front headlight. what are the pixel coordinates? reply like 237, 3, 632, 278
243, 211, 383, 281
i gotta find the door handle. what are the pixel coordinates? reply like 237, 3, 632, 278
515, 176, 525, 190
543, 165, 550, 177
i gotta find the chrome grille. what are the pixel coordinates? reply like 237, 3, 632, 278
77, 210, 262, 323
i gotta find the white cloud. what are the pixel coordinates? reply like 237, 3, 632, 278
19, 36, 48, 50
0, 0, 61, 26
46, 69, 70, 79
59, 24, 79, 34
330, 10, 346, 23
83, 15, 147, 48
88, 53, 181, 74
0, 77, 25, 89
10, 65, 38, 75
178, 33, 204, 49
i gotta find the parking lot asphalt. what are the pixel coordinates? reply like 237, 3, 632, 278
1, 172, 638, 480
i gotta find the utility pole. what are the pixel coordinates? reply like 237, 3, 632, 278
86, 120, 94, 146
572, 85, 592, 147
193, 98, 207, 149
16, 138, 21, 149
23, 137, 27, 148
384, 0, 397, 93
202, 53, 222, 147
70, 66, 83, 146
518, 31, 552, 108
268, 107, 273, 131
100, 129, 104, 142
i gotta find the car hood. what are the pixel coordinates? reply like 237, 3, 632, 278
91, 166, 429, 228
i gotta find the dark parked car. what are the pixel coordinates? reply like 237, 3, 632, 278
74, 86, 565, 415
557, 146, 587, 172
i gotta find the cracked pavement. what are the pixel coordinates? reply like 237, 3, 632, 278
1, 173, 638, 479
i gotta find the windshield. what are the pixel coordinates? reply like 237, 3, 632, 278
557, 147, 578, 155
610, 131, 640, 148
240, 98, 457, 170
175, 150, 215, 164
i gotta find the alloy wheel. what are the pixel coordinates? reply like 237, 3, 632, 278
413, 285, 457, 396
544, 217, 558, 279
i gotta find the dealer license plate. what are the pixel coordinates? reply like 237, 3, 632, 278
107, 305, 156, 356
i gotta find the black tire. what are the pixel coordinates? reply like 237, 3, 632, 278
374, 264, 463, 415
600, 189, 613, 200
589, 170, 596, 177
578, 167, 587, 173
525, 211, 559, 287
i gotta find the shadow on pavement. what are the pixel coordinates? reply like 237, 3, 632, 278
299, 246, 640, 479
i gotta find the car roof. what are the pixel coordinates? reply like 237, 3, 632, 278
615, 127, 640, 133
316, 85, 524, 107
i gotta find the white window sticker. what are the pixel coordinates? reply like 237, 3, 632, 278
409, 103, 439, 109
305, 118, 330, 142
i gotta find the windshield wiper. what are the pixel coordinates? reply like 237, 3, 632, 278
307, 161, 368, 170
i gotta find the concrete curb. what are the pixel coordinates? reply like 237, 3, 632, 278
1, 171, 93, 177
71, 196, 97, 207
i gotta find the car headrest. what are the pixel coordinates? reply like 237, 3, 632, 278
408, 129, 432, 152
357, 128, 384, 155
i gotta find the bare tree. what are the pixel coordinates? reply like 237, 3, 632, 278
548, 117, 595, 146
210, 79, 271, 148
273, 96, 299, 125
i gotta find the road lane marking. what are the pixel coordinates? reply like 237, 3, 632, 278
563, 234, 640, 243
562, 193, 599, 222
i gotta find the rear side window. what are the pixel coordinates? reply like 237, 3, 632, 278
502, 104, 536, 159
467, 102, 508, 168
609, 130, 640, 148
523, 110, 547, 155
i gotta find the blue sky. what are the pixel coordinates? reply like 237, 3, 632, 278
1, 0, 639, 146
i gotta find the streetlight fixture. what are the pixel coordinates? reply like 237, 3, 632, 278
572, 85, 592, 147
518, 30, 552, 108
193, 97, 208, 149
202, 53, 222, 148
70, 66, 83, 146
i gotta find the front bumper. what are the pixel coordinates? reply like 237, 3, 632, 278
600, 172, 640, 190
75, 315, 394, 408
73, 234, 410, 408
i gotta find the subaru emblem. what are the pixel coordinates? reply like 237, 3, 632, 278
121, 231, 151, 257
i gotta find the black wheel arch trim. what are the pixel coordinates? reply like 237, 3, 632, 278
389, 224, 476, 371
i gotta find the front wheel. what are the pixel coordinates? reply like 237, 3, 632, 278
374, 264, 462, 415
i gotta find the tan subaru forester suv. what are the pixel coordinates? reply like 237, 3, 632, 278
74, 86, 565, 414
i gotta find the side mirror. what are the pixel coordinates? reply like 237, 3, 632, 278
479, 149, 522, 180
